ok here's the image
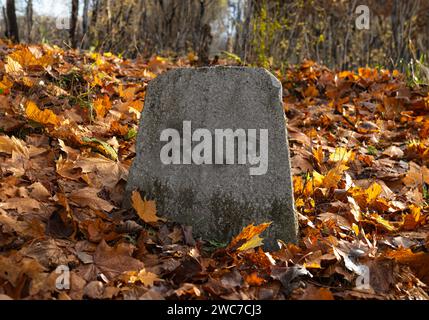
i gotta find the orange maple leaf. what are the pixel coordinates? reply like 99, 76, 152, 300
228, 222, 272, 252
131, 191, 166, 224
244, 272, 265, 286
93, 95, 112, 119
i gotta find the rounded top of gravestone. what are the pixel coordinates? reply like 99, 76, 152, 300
150, 66, 282, 90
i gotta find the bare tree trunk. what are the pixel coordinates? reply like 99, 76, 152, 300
196, 0, 212, 65
70, 0, 79, 48
91, 0, 100, 26
106, 0, 112, 35
6, 0, 19, 43
136, 1, 147, 55
198, 24, 212, 65
237, 0, 253, 62
2, 6, 9, 38
88, 0, 100, 48
81, 0, 89, 48
25, 0, 33, 43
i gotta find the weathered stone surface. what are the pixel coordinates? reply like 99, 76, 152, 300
125, 66, 297, 249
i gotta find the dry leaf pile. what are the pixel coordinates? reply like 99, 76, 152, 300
0, 41, 428, 300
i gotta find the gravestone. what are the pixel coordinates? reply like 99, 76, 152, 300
125, 66, 297, 249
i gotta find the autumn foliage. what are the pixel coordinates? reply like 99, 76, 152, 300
0, 40, 428, 300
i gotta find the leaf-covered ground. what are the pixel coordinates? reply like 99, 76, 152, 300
0, 41, 428, 300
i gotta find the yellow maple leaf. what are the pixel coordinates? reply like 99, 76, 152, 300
131, 191, 165, 224
312, 170, 324, 187
365, 182, 382, 203
238, 234, 264, 251
329, 147, 354, 163
4, 56, 23, 75
323, 164, 348, 189
229, 222, 271, 252
25, 100, 60, 126
126, 268, 160, 287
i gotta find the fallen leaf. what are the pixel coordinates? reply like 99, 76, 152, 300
329, 147, 354, 163
93, 95, 112, 119
0, 208, 45, 238
168, 227, 183, 244
125, 268, 160, 287
4, 56, 23, 75
0, 197, 40, 213
174, 283, 201, 297
81, 137, 118, 161
25, 101, 60, 126
83, 281, 104, 299
94, 240, 144, 280
323, 164, 348, 189
228, 222, 272, 252
365, 182, 383, 203
301, 285, 334, 300
131, 191, 165, 224
75, 154, 128, 188
383, 146, 404, 158
69, 187, 115, 212
28, 182, 51, 200
0, 135, 29, 157
244, 272, 265, 286
387, 249, 429, 285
